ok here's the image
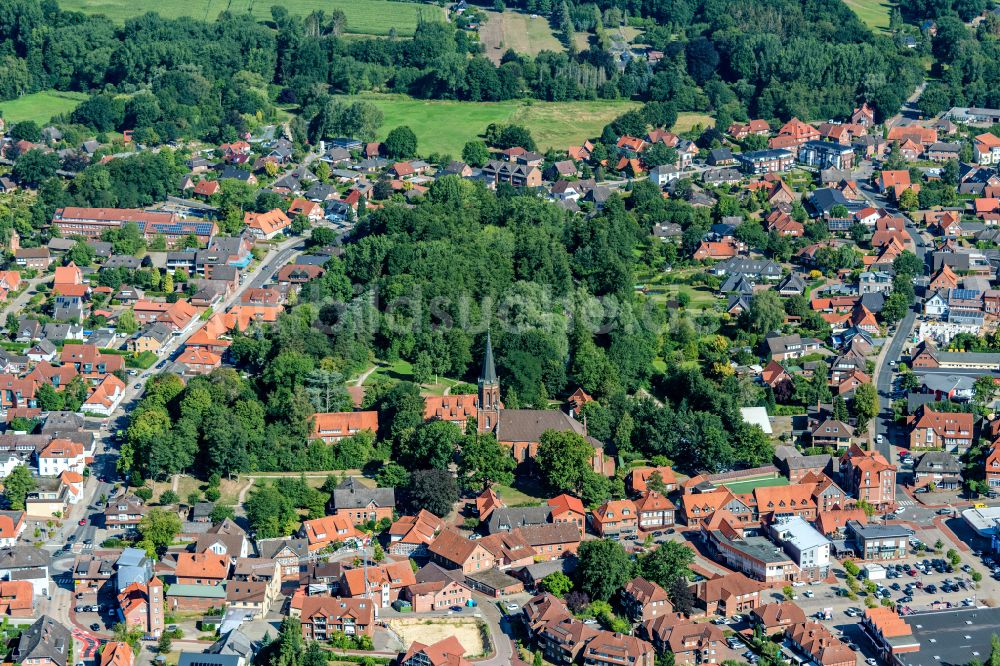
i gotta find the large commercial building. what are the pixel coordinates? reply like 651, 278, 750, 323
52, 208, 218, 247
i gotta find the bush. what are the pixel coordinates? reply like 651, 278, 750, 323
134, 487, 153, 502
159, 490, 179, 505
204, 488, 221, 502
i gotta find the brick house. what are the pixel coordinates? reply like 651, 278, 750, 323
589, 500, 638, 539
621, 577, 673, 622
906, 405, 974, 453
692, 572, 765, 616
291, 593, 375, 639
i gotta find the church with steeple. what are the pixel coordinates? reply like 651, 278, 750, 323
470, 332, 614, 476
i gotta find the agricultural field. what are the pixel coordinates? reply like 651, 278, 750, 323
841, 0, 893, 32
0, 90, 88, 125
478, 10, 564, 63
359, 94, 640, 156
57, 0, 444, 36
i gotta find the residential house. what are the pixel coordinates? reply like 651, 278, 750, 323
174, 553, 230, 585
765, 334, 822, 361
388, 510, 445, 557
840, 445, 897, 510
798, 141, 854, 169
105, 495, 147, 528
300, 515, 363, 552
339, 560, 416, 609
975, 133, 1000, 165
811, 419, 854, 449
399, 637, 472, 666
751, 602, 807, 636
292, 594, 375, 639
244, 209, 291, 240
589, 499, 638, 540
642, 615, 727, 665
310, 411, 378, 443
330, 477, 395, 524
581, 632, 655, 666
736, 149, 794, 175
621, 577, 673, 622
627, 466, 677, 494
692, 572, 765, 616
634, 492, 675, 531
11, 616, 71, 666
906, 405, 974, 452
785, 622, 855, 666
912, 451, 962, 490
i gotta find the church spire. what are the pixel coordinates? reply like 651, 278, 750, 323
480, 331, 497, 385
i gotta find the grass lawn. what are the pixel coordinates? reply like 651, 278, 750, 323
57, 0, 444, 35
495, 479, 546, 506
721, 475, 789, 494
840, 0, 892, 32
479, 10, 564, 63
357, 94, 640, 157
362, 358, 414, 385
0, 90, 88, 125
674, 112, 716, 133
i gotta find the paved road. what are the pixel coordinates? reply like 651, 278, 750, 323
885, 82, 927, 130
856, 181, 928, 461
38, 235, 308, 654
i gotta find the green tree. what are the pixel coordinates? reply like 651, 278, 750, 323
2, 465, 36, 511
383, 126, 418, 159
113, 623, 143, 654
852, 382, 879, 432
117, 308, 138, 335
575, 539, 633, 601
974, 375, 996, 411
538, 571, 573, 596
535, 430, 595, 495
245, 485, 297, 539
159, 490, 179, 505
462, 140, 490, 167
748, 290, 784, 334
66, 240, 96, 266
404, 420, 461, 469
137, 508, 182, 558
637, 541, 694, 589
457, 431, 515, 491
13, 149, 60, 186
406, 468, 458, 517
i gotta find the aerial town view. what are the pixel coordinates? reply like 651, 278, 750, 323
6, 0, 1000, 666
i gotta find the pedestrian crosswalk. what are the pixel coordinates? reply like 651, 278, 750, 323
898, 499, 915, 506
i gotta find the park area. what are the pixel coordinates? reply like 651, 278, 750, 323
387, 618, 489, 657
57, 0, 444, 35
0, 90, 88, 125
360, 94, 641, 156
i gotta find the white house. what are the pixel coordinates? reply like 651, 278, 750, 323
82, 374, 126, 417
770, 516, 831, 581
37, 439, 86, 477
649, 165, 681, 187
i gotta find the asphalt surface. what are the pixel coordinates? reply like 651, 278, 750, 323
857, 181, 928, 461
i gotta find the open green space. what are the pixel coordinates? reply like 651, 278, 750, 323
0, 90, 89, 125
357, 94, 640, 157
841, 0, 893, 32
56, 0, 444, 36
720, 475, 789, 494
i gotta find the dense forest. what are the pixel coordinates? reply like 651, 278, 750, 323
0, 0, 925, 145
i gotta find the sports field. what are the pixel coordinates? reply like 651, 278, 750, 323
57, 0, 444, 36
0, 90, 89, 125
359, 94, 641, 156
841, 0, 893, 32
479, 10, 564, 64
720, 475, 789, 494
